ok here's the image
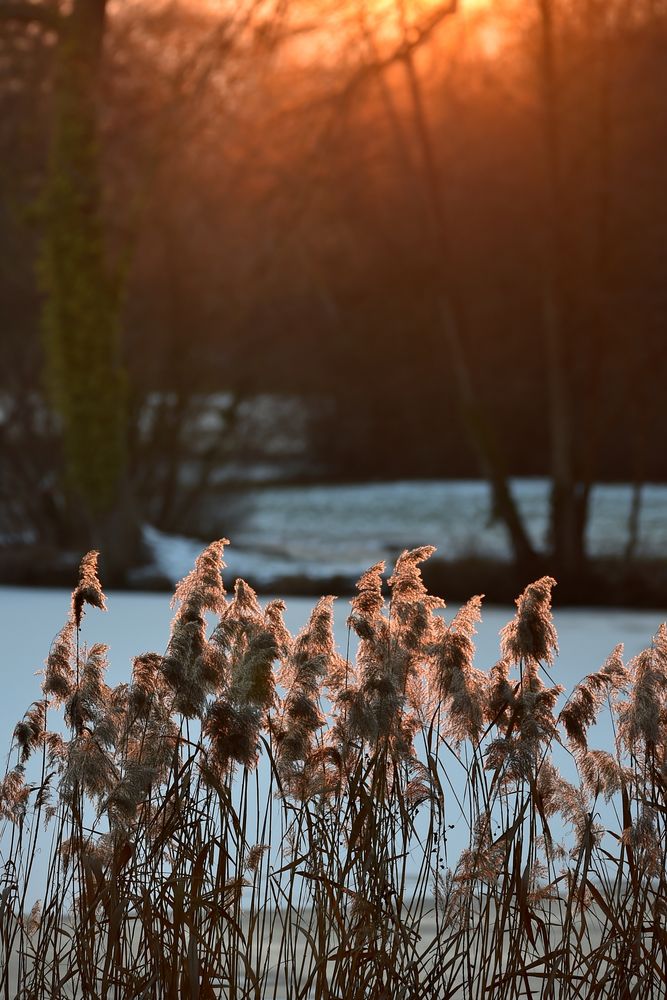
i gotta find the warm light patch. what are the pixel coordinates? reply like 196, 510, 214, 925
166, 0, 506, 67
189, 0, 498, 20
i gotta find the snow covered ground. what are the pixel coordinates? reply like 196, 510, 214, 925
143, 478, 667, 587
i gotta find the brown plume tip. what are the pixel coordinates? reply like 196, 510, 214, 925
500, 576, 558, 667
71, 551, 107, 629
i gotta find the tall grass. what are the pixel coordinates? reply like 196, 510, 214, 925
1, 542, 666, 998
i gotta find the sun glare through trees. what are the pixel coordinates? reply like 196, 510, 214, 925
1, 0, 666, 590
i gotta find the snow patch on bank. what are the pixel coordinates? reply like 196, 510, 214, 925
136, 479, 667, 588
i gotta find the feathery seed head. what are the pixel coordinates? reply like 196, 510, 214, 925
43, 620, 76, 702
62, 731, 117, 802
264, 599, 293, 659
485, 658, 514, 729
204, 699, 262, 771
171, 539, 229, 617
578, 749, 625, 801
245, 844, 269, 873
0, 767, 30, 822
559, 649, 627, 753
618, 631, 667, 753
129, 653, 165, 715
388, 546, 436, 601
71, 551, 106, 629
500, 577, 558, 667
14, 701, 47, 763
349, 562, 385, 632
26, 900, 42, 936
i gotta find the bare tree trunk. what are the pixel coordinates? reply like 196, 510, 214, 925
576, 0, 615, 569
1, 0, 141, 580
438, 299, 538, 567
537, 0, 580, 575
394, 0, 538, 569
543, 286, 578, 573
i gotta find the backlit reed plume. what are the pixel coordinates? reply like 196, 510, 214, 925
533, 758, 598, 855
427, 595, 487, 743
0, 766, 29, 822
273, 595, 335, 794
13, 700, 46, 764
128, 652, 166, 717
491, 579, 563, 777
336, 560, 386, 743
71, 550, 106, 628
451, 810, 505, 916
64, 642, 109, 733
578, 748, 626, 801
204, 579, 280, 772
500, 576, 558, 670
618, 624, 667, 755
560, 644, 627, 753
42, 619, 75, 702
61, 729, 118, 803
162, 538, 228, 717
343, 549, 442, 757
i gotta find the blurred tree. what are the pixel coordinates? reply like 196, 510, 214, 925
1, 0, 666, 586
1, 0, 135, 580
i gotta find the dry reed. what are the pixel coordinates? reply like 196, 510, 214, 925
1, 542, 666, 998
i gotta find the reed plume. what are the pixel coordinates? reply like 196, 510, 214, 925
2, 544, 667, 1000
428, 595, 487, 743
13, 701, 46, 764
162, 538, 229, 717
204, 579, 281, 773
500, 575, 558, 669
560, 644, 627, 752
42, 619, 76, 702
618, 625, 667, 755
273, 596, 335, 791
71, 550, 107, 629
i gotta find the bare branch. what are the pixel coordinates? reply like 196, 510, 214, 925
334, 1, 459, 106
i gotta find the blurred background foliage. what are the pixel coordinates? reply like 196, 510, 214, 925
0, 0, 666, 587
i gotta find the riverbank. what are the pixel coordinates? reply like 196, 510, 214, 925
2, 478, 666, 604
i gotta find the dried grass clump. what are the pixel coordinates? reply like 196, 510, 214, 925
1, 541, 666, 1000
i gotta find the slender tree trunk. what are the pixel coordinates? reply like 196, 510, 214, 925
537, 0, 580, 575
575, 0, 615, 569
543, 286, 578, 573
394, 1, 538, 569
39, 0, 140, 580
